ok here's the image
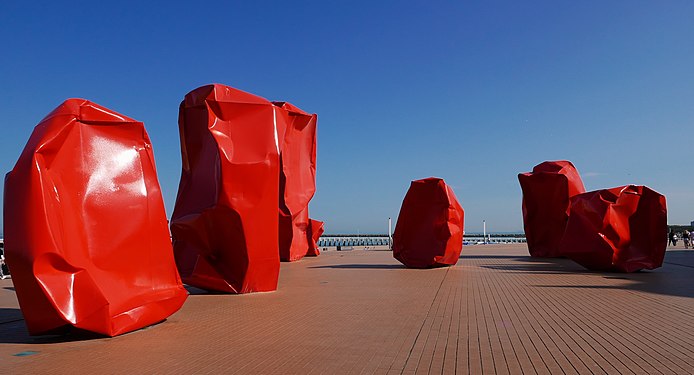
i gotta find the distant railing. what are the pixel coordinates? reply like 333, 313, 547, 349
318, 236, 391, 247
462, 236, 527, 244
317, 234, 526, 247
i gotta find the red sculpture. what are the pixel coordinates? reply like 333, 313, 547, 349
560, 185, 667, 272
3, 99, 187, 336
518, 160, 586, 257
171, 84, 281, 293
393, 178, 464, 268
273, 101, 318, 262
307, 219, 325, 256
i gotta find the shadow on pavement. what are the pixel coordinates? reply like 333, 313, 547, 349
460, 255, 529, 259
0, 308, 103, 344
470, 250, 694, 299
310, 264, 406, 269
184, 285, 241, 296
462, 254, 586, 275
0, 310, 169, 344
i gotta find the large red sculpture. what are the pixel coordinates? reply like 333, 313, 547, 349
518, 160, 586, 257
559, 185, 667, 272
273, 101, 318, 262
393, 178, 464, 268
171, 84, 281, 293
3, 99, 188, 336
307, 219, 325, 256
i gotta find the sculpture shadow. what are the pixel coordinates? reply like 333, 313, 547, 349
533, 271, 694, 299
461, 255, 529, 259
536, 251, 694, 299
310, 264, 406, 270
474, 256, 588, 275
0, 310, 168, 344
0, 308, 99, 344
661, 250, 694, 268
184, 285, 237, 296
472, 251, 694, 299
0, 307, 24, 324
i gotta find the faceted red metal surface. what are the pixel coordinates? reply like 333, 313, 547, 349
393, 178, 464, 268
171, 84, 281, 293
3, 99, 188, 336
307, 219, 325, 256
560, 185, 667, 272
518, 160, 586, 257
273, 102, 317, 262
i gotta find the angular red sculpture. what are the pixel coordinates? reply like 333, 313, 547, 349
518, 160, 586, 257
559, 185, 667, 272
171, 84, 281, 293
393, 178, 464, 268
273, 101, 318, 262
3, 99, 188, 336
307, 219, 325, 256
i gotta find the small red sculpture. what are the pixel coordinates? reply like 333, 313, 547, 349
518, 161, 586, 257
4, 99, 187, 336
307, 219, 325, 256
560, 185, 667, 272
273, 101, 318, 262
171, 84, 281, 293
393, 178, 464, 268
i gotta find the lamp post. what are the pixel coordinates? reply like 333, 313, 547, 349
388, 217, 392, 250
483, 220, 487, 244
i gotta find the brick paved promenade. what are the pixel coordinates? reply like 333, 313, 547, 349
1, 244, 693, 374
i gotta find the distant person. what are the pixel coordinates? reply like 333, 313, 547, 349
690, 231, 694, 249
684, 230, 691, 249
668, 229, 677, 246
0, 248, 6, 280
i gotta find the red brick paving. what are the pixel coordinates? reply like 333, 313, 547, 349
1, 244, 692, 374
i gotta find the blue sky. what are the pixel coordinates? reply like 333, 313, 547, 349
1, 1, 693, 234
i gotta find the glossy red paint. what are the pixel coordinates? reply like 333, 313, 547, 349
171, 84, 281, 293
3, 99, 187, 336
560, 185, 667, 272
393, 178, 464, 268
307, 219, 325, 256
518, 160, 586, 257
273, 102, 317, 262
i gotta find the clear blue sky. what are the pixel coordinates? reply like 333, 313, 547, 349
1, 1, 693, 234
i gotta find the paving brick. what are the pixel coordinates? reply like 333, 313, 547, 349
0, 245, 692, 374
